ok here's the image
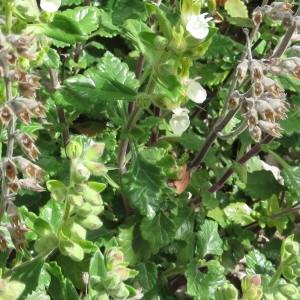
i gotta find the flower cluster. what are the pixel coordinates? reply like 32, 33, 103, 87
44, 138, 107, 261
0, 29, 46, 250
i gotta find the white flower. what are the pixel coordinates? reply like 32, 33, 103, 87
40, 0, 61, 12
186, 13, 212, 40
169, 107, 190, 135
186, 81, 207, 104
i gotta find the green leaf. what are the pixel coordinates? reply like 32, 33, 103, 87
245, 249, 275, 277
19, 122, 44, 136
185, 259, 226, 299
61, 7, 100, 35
246, 170, 287, 199
122, 154, 166, 218
63, 52, 138, 107
135, 262, 158, 292
11, 256, 44, 300
96, 9, 120, 37
224, 0, 248, 18
223, 202, 255, 226
39, 199, 64, 232
140, 211, 176, 254
197, 220, 223, 258
280, 108, 300, 136
174, 205, 195, 240
44, 13, 85, 44
42, 48, 61, 70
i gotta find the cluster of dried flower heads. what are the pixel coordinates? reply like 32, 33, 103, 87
0, 30, 46, 250
229, 2, 299, 142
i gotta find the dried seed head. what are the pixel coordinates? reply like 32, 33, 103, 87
236, 60, 248, 81
3, 159, 17, 181
0, 31, 6, 50
19, 178, 45, 191
252, 7, 263, 25
17, 47, 37, 60
282, 14, 294, 28
28, 102, 46, 118
6, 66, 27, 83
258, 120, 282, 137
244, 108, 258, 128
26, 74, 40, 88
7, 180, 20, 193
15, 156, 46, 181
7, 32, 37, 48
250, 60, 264, 82
263, 97, 288, 120
270, 1, 293, 13
7, 222, 29, 250
228, 90, 241, 109
0, 105, 13, 123
6, 48, 17, 65
255, 99, 276, 123
253, 81, 264, 97
8, 100, 32, 124
18, 82, 36, 99
16, 132, 40, 161
262, 76, 284, 96
7, 202, 20, 227
241, 97, 255, 114
249, 126, 261, 142
0, 231, 7, 250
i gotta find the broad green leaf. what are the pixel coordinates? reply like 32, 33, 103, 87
140, 211, 176, 253
64, 52, 138, 106
11, 256, 44, 300
26, 291, 50, 300
224, 0, 248, 18
122, 154, 166, 218
174, 205, 195, 240
185, 259, 226, 299
44, 13, 85, 44
280, 108, 300, 136
197, 220, 223, 258
135, 262, 158, 292
39, 199, 64, 232
246, 170, 287, 199
96, 9, 120, 37
245, 249, 275, 277
42, 48, 61, 69
62, 7, 101, 35
207, 207, 227, 228
223, 202, 255, 226
178, 133, 205, 151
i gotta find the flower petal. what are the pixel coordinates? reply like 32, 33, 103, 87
40, 0, 61, 12
186, 81, 207, 103
170, 108, 190, 135
186, 13, 212, 40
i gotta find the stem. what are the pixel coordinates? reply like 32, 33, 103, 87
208, 135, 274, 193
268, 263, 283, 287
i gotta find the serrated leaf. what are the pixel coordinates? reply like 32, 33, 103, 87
122, 154, 166, 218
223, 202, 255, 226
44, 13, 85, 44
280, 108, 300, 136
96, 9, 120, 37
11, 256, 44, 300
135, 262, 158, 292
42, 48, 61, 69
26, 291, 50, 300
174, 205, 195, 240
62, 7, 100, 35
185, 259, 226, 299
140, 211, 176, 253
246, 170, 287, 199
19, 122, 44, 136
224, 0, 248, 18
63, 52, 138, 106
245, 249, 275, 277
197, 220, 223, 258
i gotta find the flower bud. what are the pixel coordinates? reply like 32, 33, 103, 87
70, 222, 87, 240
102, 271, 121, 290
109, 282, 130, 299
91, 205, 105, 216
89, 275, 103, 291
67, 193, 83, 207
153, 35, 168, 50
186, 80, 207, 103
59, 239, 84, 261
77, 215, 103, 230
215, 283, 238, 300
34, 233, 59, 253
66, 138, 83, 159
76, 203, 94, 217
83, 142, 105, 161
74, 163, 91, 182
82, 185, 103, 205
83, 161, 107, 176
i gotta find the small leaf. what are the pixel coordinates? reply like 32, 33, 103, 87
223, 202, 255, 226
245, 249, 275, 276
140, 211, 176, 254
44, 13, 85, 44
246, 170, 287, 199
135, 262, 158, 292
11, 256, 44, 300
224, 0, 248, 18
185, 259, 226, 298
197, 220, 223, 258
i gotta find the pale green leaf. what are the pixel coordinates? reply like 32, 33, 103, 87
140, 211, 176, 253
185, 259, 226, 299
223, 202, 255, 226
135, 262, 158, 292
197, 220, 223, 258
62, 7, 101, 35
224, 0, 248, 18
